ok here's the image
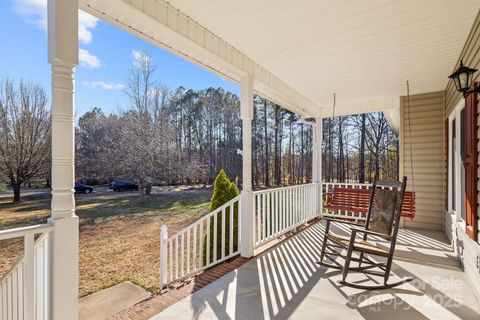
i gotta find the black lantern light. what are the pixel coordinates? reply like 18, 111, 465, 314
448, 60, 478, 97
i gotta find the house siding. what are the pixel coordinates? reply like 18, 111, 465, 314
400, 91, 445, 231
444, 9, 480, 296
446, 11, 480, 116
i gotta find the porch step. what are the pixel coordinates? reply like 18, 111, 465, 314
79, 281, 151, 320
108, 257, 249, 320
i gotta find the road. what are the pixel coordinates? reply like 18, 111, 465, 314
0, 185, 211, 201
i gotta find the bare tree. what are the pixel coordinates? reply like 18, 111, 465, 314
365, 112, 389, 180
0, 79, 50, 202
123, 51, 166, 195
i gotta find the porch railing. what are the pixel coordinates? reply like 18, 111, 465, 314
0, 223, 53, 320
253, 183, 318, 248
160, 195, 241, 289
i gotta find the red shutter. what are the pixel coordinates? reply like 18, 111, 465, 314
465, 82, 478, 241
445, 119, 449, 212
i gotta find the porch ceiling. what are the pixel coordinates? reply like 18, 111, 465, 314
170, 0, 479, 114
81, 0, 480, 117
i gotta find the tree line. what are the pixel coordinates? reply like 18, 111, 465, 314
0, 51, 398, 202
75, 52, 313, 192
322, 113, 399, 183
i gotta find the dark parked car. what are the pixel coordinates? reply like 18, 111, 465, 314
111, 180, 139, 192
75, 182, 93, 194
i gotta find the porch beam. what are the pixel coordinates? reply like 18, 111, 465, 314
240, 74, 255, 258
79, 0, 318, 117
47, 0, 79, 319
319, 97, 400, 118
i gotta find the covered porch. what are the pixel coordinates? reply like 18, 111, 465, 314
149, 221, 480, 319
120, 221, 480, 319
1, 1, 480, 319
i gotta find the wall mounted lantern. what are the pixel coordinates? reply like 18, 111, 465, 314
448, 60, 479, 97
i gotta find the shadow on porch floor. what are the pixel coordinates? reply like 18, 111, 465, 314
152, 220, 480, 320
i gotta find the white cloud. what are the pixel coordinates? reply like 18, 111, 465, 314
132, 49, 143, 66
132, 49, 153, 68
12, 0, 98, 44
82, 81, 125, 91
79, 49, 102, 68
12, 0, 46, 29
78, 11, 98, 44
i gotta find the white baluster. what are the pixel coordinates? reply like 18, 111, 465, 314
199, 222, 204, 268
213, 213, 218, 263
186, 227, 191, 275
230, 203, 234, 256
24, 234, 34, 320
193, 224, 197, 272
221, 208, 226, 259
160, 225, 168, 289
206, 218, 211, 265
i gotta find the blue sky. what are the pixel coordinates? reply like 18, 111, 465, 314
0, 0, 239, 116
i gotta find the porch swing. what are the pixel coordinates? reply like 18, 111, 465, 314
317, 84, 417, 290
323, 83, 416, 220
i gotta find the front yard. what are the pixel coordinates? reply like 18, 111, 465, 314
0, 187, 211, 296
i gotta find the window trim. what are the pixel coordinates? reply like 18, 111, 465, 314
448, 99, 466, 230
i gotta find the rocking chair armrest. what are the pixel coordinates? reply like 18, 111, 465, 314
349, 227, 391, 240
324, 217, 365, 227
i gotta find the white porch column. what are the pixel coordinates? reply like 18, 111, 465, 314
240, 74, 255, 258
47, 0, 79, 319
312, 118, 323, 214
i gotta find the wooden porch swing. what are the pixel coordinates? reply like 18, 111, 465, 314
323, 188, 415, 219
323, 81, 417, 220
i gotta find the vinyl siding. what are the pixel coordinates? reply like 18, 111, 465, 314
446, 11, 480, 116
444, 10, 480, 295
445, 8, 480, 242
400, 91, 445, 231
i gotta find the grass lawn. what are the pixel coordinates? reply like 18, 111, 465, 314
0, 188, 211, 297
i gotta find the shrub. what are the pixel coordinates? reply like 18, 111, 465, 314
204, 170, 239, 265
0, 182, 6, 192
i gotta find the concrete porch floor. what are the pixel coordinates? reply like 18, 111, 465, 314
152, 221, 480, 320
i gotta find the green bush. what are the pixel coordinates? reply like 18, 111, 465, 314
204, 170, 239, 265
0, 182, 6, 192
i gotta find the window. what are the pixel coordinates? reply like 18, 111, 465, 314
460, 108, 466, 222
448, 101, 466, 226
450, 118, 455, 212
448, 96, 479, 241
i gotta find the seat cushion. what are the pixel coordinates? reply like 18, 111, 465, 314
326, 231, 390, 257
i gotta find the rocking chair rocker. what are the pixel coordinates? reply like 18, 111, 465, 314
317, 176, 412, 290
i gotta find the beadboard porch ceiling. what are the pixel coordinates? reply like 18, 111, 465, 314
81, 0, 480, 116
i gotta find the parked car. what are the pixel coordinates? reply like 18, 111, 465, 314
75, 182, 93, 194
111, 180, 139, 192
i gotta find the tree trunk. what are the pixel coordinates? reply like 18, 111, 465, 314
12, 181, 21, 203
396, 138, 400, 180
337, 116, 344, 182
328, 118, 333, 182
145, 184, 152, 195
359, 114, 366, 183
263, 100, 270, 187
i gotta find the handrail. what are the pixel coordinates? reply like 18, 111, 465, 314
0, 232, 50, 283
161, 195, 241, 288
322, 182, 371, 187
0, 223, 53, 241
254, 183, 318, 248
253, 183, 315, 195
0, 223, 52, 320
167, 195, 240, 242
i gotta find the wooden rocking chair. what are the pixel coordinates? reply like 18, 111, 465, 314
317, 177, 412, 290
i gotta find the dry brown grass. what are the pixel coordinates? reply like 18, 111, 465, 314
0, 189, 211, 297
